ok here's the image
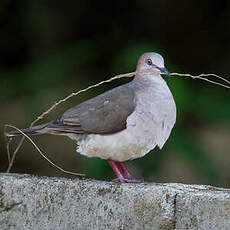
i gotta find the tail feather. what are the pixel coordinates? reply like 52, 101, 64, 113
7, 123, 49, 137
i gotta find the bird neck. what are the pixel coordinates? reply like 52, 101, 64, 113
134, 73, 166, 88
133, 74, 172, 99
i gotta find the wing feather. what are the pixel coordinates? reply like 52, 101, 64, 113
48, 83, 136, 135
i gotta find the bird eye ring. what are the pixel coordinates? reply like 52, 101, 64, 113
146, 59, 152, 66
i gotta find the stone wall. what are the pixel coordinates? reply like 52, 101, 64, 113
0, 173, 230, 229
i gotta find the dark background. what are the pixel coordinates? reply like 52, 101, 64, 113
1, 0, 230, 187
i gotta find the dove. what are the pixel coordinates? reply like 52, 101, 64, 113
7, 52, 176, 183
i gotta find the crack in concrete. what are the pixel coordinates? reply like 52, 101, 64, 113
173, 192, 178, 230
0, 184, 22, 213
0, 201, 22, 213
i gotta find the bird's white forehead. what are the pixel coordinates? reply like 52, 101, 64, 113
141, 52, 165, 67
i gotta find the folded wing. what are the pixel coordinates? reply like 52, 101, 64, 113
48, 83, 136, 135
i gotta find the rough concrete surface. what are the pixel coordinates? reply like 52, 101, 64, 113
0, 173, 230, 230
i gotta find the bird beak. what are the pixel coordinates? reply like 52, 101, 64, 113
156, 67, 171, 77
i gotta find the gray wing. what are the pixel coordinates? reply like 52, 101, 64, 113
48, 83, 136, 134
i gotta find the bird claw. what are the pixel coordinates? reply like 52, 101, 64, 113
112, 176, 144, 183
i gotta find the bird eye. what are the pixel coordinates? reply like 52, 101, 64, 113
146, 59, 152, 66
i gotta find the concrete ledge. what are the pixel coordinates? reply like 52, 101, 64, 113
0, 173, 230, 230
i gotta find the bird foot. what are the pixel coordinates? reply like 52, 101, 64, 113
112, 176, 144, 183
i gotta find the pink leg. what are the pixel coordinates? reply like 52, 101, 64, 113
116, 161, 144, 183
115, 161, 132, 179
108, 159, 144, 183
107, 159, 123, 179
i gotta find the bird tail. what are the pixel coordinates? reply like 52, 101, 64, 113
6, 123, 50, 138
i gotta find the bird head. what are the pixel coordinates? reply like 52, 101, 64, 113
136, 52, 170, 77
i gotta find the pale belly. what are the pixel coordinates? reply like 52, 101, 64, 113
75, 107, 174, 162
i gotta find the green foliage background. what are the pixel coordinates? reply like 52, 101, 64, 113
1, 1, 230, 187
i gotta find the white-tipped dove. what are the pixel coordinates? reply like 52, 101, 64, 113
7, 52, 176, 183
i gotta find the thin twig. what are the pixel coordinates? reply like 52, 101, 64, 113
171, 73, 230, 89
5, 125, 84, 176
4, 125, 11, 164
6, 136, 25, 173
